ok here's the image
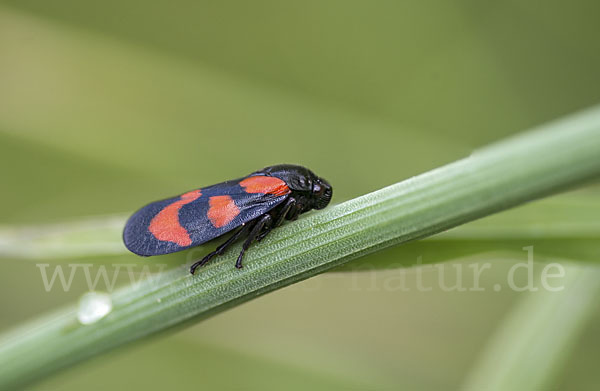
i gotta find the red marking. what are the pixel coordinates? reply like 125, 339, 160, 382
239, 176, 290, 196
207, 195, 240, 228
149, 190, 202, 246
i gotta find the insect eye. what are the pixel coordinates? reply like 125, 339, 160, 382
313, 182, 323, 196
313, 179, 332, 210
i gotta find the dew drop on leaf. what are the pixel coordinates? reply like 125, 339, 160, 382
77, 292, 112, 325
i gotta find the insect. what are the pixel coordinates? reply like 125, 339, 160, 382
123, 164, 332, 274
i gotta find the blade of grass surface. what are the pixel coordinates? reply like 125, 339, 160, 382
1, 106, 600, 388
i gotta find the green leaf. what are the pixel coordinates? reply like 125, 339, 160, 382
460, 264, 600, 391
3, 190, 599, 265
0, 105, 600, 388
340, 190, 600, 271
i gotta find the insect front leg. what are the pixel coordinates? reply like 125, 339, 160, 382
286, 201, 304, 221
257, 197, 296, 242
189, 223, 253, 274
236, 214, 272, 269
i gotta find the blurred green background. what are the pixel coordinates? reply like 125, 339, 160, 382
1, 1, 599, 390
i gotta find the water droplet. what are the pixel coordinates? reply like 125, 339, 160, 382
77, 291, 112, 325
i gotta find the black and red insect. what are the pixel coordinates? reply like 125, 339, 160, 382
123, 164, 332, 274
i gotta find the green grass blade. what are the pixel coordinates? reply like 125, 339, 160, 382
339, 190, 600, 270
0, 106, 600, 388
460, 264, 600, 391
2, 190, 599, 263
0, 215, 127, 260
3, 191, 599, 275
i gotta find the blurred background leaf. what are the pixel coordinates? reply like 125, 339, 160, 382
2, 190, 599, 265
1, 1, 599, 390
461, 264, 600, 391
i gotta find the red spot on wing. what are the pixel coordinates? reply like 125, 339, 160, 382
149, 190, 202, 246
239, 176, 290, 196
207, 195, 240, 228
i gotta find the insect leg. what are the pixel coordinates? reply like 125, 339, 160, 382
189, 223, 253, 274
287, 202, 303, 221
257, 197, 296, 242
236, 214, 272, 269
